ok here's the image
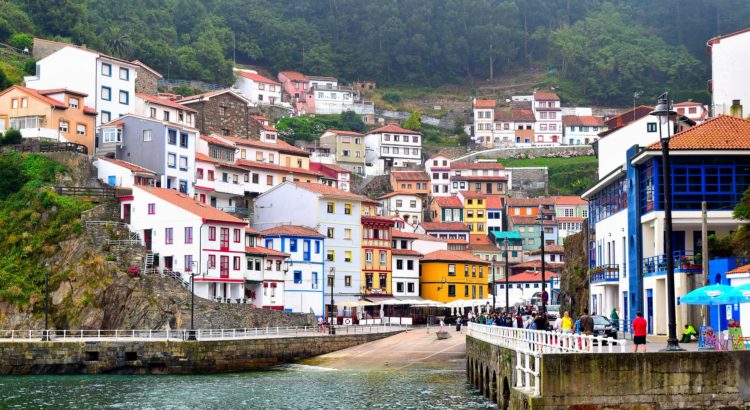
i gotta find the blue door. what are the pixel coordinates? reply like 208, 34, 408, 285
107, 175, 116, 186
303, 240, 311, 261
622, 291, 628, 332
646, 289, 654, 334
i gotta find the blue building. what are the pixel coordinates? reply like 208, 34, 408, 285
584, 114, 750, 335
259, 225, 326, 317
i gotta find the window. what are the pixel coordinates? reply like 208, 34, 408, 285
396, 259, 403, 269
379, 251, 386, 266
180, 133, 188, 148
407, 283, 415, 293
101, 63, 112, 76
119, 67, 129, 81
208, 226, 217, 241
464, 285, 469, 297
472, 266, 477, 277
68, 97, 79, 109
147, 203, 155, 214
448, 264, 456, 276
207, 170, 215, 181
167, 153, 176, 168
101, 86, 111, 101
448, 285, 456, 297
647, 122, 657, 132
165, 228, 173, 244
312, 272, 318, 288
345, 275, 352, 286
266, 175, 273, 185
327, 202, 335, 213
344, 204, 352, 215
326, 250, 335, 262
233, 228, 241, 243
58, 121, 69, 133
366, 251, 373, 263
327, 227, 334, 238
150, 107, 157, 118
233, 256, 241, 270
407, 260, 414, 270
11, 98, 18, 108
162, 111, 170, 122
294, 271, 302, 284
410, 200, 417, 208
396, 282, 404, 293
344, 251, 352, 262
344, 228, 352, 240
141, 129, 153, 142
464, 265, 469, 276
185, 255, 193, 272
219, 106, 226, 116
179, 156, 188, 171
208, 255, 216, 269
119, 90, 129, 105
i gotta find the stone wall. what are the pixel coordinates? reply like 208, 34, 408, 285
507, 167, 548, 196
189, 93, 251, 138
32, 39, 66, 60
0, 331, 401, 375
134, 67, 159, 95
466, 335, 750, 409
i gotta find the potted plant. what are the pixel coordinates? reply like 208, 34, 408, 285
680, 256, 691, 270
127, 266, 140, 277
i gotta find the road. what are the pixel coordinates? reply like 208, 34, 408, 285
303, 327, 467, 371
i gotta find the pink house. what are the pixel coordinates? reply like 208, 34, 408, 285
309, 162, 352, 192
278, 71, 312, 113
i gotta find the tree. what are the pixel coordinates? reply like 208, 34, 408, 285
0, 154, 27, 199
338, 111, 364, 133
402, 112, 421, 131
731, 187, 750, 255
9, 33, 32, 50
1, 128, 22, 145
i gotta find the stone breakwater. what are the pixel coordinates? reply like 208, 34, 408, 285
0, 331, 401, 375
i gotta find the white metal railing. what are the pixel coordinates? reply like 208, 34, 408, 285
0, 324, 406, 342
468, 323, 628, 396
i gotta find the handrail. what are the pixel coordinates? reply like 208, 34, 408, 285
642, 250, 702, 275
0, 323, 406, 341
467, 323, 627, 355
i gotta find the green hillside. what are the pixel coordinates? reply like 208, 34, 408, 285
500, 156, 598, 196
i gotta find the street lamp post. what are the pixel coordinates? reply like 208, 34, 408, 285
328, 267, 336, 335
187, 268, 200, 341
504, 237, 510, 313
41, 265, 50, 341
537, 206, 547, 314
650, 92, 684, 352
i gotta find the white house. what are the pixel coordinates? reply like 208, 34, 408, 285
425, 154, 453, 196
233, 69, 282, 106
253, 181, 370, 321
25, 38, 138, 125
707, 27, 750, 116
308, 76, 356, 115
378, 192, 424, 226
364, 124, 422, 176
531, 91, 563, 145
96, 157, 157, 188
259, 225, 326, 317
673, 101, 709, 123
134, 93, 196, 128
494, 270, 560, 308
391, 236, 421, 298
392, 230, 449, 255
472, 99, 496, 146
120, 186, 248, 302
562, 115, 605, 145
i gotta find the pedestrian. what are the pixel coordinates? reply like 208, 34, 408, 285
580, 309, 594, 336
516, 313, 523, 328
553, 315, 563, 332
632, 311, 648, 353
455, 316, 463, 332
478, 314, 486, 325
611, 308, 619, 331
561, 311, 573, 334
494, 314, 503, 327
534, 311, 548, 331
574, 317, 581, 335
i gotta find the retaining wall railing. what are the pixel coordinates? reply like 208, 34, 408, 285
0, 324, 407, 342
468, 323, 627, 395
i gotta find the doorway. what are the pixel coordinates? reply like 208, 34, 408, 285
144, 229, 152, 251
122, 204, 131, 224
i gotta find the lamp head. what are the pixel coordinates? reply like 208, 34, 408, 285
649, 92, 677, 133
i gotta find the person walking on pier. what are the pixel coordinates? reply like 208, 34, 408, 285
561, 311, 573, 334
632, 312, 648, 352
455, 316, 463, 333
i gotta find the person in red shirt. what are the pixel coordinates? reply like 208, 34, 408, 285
631, 311, 648, 352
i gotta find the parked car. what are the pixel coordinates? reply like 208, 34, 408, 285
592, 315, 618, 339
546, 305, 560, 320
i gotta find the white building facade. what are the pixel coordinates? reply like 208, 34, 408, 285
364, 125, 422, 176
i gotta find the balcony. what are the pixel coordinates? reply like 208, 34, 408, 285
642, 250, 703, 276
217, 206, 249, 218
590, 264, 619, 284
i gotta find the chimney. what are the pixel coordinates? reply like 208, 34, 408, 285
730, 100, 743, 118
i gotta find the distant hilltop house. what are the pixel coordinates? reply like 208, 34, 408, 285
277, 71, 375, 123
232, 68, 284, 107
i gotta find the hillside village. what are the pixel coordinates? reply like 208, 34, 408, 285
0, 26, 750, 338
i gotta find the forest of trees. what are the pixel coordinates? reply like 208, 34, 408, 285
3, 0, 750, 105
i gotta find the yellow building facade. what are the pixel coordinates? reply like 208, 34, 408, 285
420, 250, 490, 303
461, 192, 487, 234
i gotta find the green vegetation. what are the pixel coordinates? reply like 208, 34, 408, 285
499, 156, 598, 195
1, 128, 22, 145
709, 187, 750, 257
276, 111, 363, 142
401, 112, 421, 132
4, 1, 750, 104
0, 153, 90, 307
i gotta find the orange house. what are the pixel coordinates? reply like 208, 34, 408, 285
389, 171, 430, 195
0, 85, 97, 153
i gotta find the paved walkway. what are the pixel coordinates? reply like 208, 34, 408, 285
303, 327, 468, 371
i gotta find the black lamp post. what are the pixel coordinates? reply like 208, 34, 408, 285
650, 92, 684, 352
41, 264, 50, 341
504, 237, 510, 313
537, 206, 547, 313
328, 267, 336, 335
187, 268, 200, 341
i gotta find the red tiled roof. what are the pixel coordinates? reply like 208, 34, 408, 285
673, 101, 704, 107
250, 115, 270, 122
459, 191, 486, 199
325, 129, 364, 136
36, 88, 88, 97
391, 248, 422, 256
433, 196, 463, 208
507, 197, 554, 207
368, 124, 421, 135
194, 153, 248, 172
378, 191, 421, 199
137, 93, 196, 112
419, 222, 470, 232
707, 27, 750, 46
98, 157, 156, 175
279, 71, 309, 82
221, 135, 309, 156
391, 171, 429, 181
603, 105, 654, 131
83, 106, 97, 115
245, 246, 290, 258
550, 195, 587, 206
473, 99, 496, 108
645, 115, 750, 151
392, 230, 445, 242
528, 245, 565, 254
513, 109, 536, 122
500, 270, 559, 283
245, 226, 259, 234
533, 91, 560, 101
557, 217, 584, 223
238, 71, 280, 85
727, 263, 750, 275
453, 175, 508, 182
422, 250, 490, 264
2, 85, 66, 108
470, 234, 493, 245
485, 196, 503, 209
259, 225, 325, 238
177, 89, 248, 104
510, 216, 539, 225
293, 181, 374, 202
131, 60, 163, 78
235, 159, 323, 178
200, 135, 235, 149
136, 186, 246, 224
309, 162, 350, 175
262, 125, 279, 132
512, 260, 565, 269
562, 115, 604, 127
450, 162, 505, 170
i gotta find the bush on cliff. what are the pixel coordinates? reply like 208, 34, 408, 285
0, 153, 89, 308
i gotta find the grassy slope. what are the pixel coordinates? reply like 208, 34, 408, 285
499, 156, 598, 196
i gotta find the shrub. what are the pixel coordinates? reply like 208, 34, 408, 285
2, 128, 22, 145
9, 33, 33, 51
382, 92, 401, 104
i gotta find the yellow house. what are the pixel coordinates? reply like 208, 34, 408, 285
361, 201, 395, 296
420, 250, 490, 303
0, 85, 97, 153
460, 191, 487, 234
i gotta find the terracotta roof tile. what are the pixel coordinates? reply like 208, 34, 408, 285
473, 99, 496, 108
485, 196, 503, 209
391, 171, 429, 181
450, 162, 505, 170
3, 85, 66, 108
459, 191, 486, 199
453, 175, 508, 182
293, 181, 374, 202
550, 195, 587, 205
499, 270, 559, 283
392, 230, 445, 242
707, 27, 750, 45
433, 196, 463, 208
507, 197, 554, 207
368, 124, 421, 135
561, 115, 605, 127
391, 248, 422, 256
279, 71, 309, 82
421, 250, 490, 264
528, 245, 565, 254
235, 159, 323, 177
378, 191, 421, 199
512, 260, 565, 270
135, 186, 246, 224
200, 135, 235, 149
137, 93, 196, 112
324, 129, 364, 137
604, 105, 654, 131
673, 101, 704, 107
512, 109, 536, 122
36, 88, 88, 97
245, 246, 290, 258
419, 222, 470, 232
646, 115, 750, 150
557, 217, 584, 223
533, 91, 560, 101
238, 71, 280, 84
98, 157, 156, 175
259, 225, 325, 238
728, 263, 750, 275
221, 135, 309, 156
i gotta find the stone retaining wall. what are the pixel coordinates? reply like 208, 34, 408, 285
0, 331, 401, 375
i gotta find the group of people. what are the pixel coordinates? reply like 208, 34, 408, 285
465, 309, 603, 336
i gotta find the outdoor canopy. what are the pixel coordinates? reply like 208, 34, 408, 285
681, 284, 748, 306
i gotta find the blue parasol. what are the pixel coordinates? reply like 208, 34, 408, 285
681, 284, 746, 306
